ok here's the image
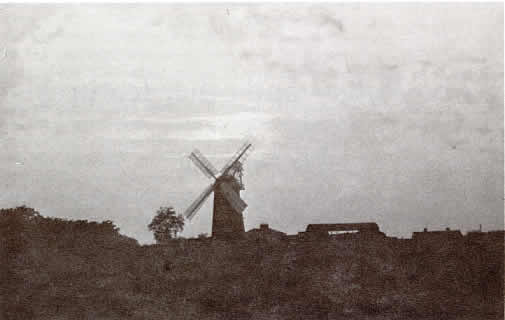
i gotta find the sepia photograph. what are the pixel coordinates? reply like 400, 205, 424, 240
0, 3, 503, 319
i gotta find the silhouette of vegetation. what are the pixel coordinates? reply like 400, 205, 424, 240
148, 206, 185, 243
0, 206, 503, 320
0, 206, 137, 320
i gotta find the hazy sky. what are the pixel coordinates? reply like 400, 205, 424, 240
1, 4, 503, 243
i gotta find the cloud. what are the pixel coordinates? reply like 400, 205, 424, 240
0, 4, 502, 243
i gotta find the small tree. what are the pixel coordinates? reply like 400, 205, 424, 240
148, 207, 184, 243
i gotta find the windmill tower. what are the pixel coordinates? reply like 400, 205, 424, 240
184, 142, 253, 239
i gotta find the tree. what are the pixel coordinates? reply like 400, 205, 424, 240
148, 207, 184, 243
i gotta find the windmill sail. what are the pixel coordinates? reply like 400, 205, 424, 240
184, 182, 215, 220
220, 142, 253, 176
220, 182, 248, 213
189, 149, 218, 179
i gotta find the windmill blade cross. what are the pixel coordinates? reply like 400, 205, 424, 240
184, 182, 216, 220
220, 181, 248, 213
189, 149, 218, 179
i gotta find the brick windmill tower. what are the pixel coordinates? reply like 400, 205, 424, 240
184, 142, 253, 239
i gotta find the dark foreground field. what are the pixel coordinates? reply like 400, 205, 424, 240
1, 207, 503, 320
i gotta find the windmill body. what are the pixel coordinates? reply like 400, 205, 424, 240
212, 175, 245, 239
184, 142, 252, 240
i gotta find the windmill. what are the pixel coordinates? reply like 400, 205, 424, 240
184, 142, 253, 239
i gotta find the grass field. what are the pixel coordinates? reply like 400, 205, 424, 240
1, 206, 503, 320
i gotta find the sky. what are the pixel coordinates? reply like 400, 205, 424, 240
0, 4, 503, 243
